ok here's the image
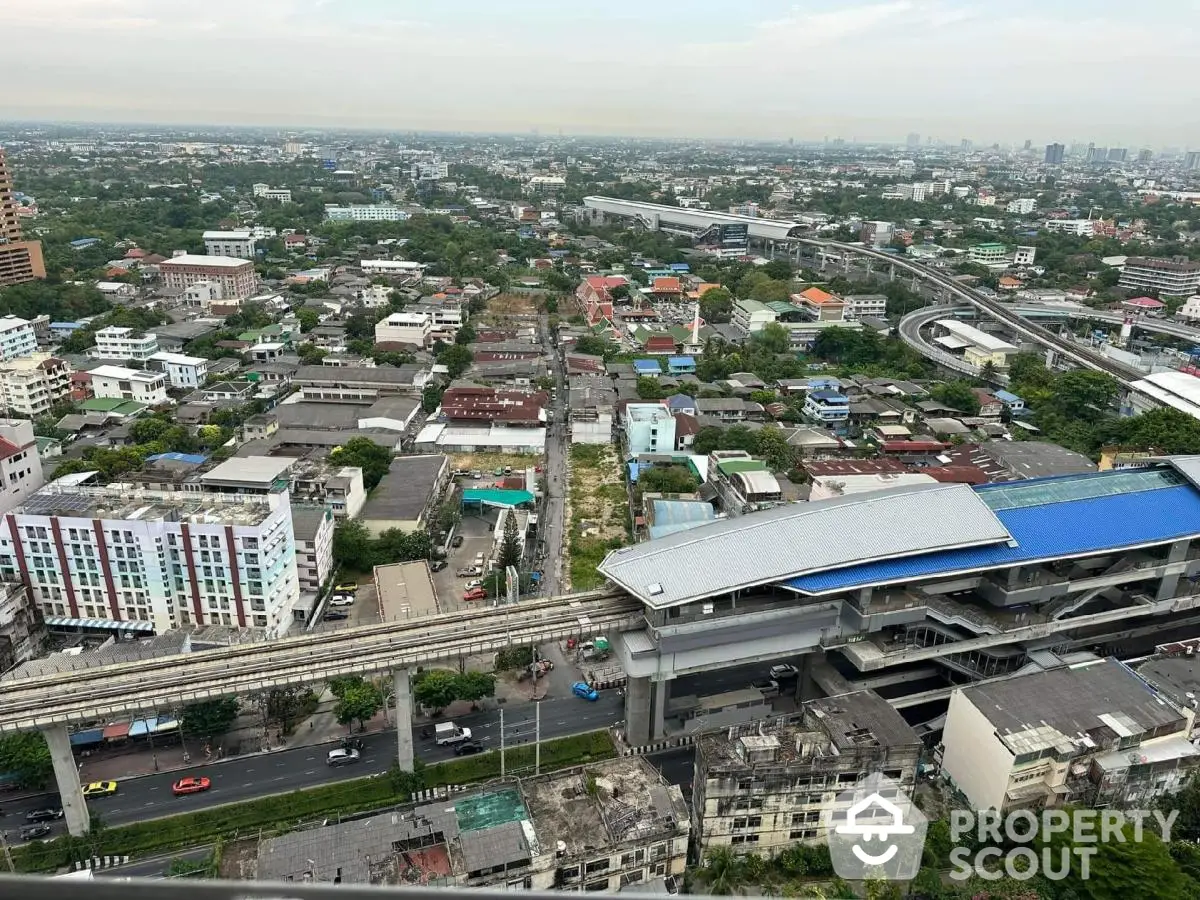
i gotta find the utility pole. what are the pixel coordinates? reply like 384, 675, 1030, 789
535, 701, 541, 776
499, 707, 505, 778
0, 828, 14, 873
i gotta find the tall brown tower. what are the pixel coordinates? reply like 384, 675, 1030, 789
0, 148, 45, 287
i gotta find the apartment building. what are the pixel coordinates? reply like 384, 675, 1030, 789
803, 390, 850, 427
374, 311, 432, 347
256, 758, 688, 892
291, 506, 334, 602
0, 484, 300, 635
1013, 246, 1037, 266
146, 352, 209, 390
792, 288, 846, 322
623, 402, 676, 456
693, 693, 921, 858
1006, 198, 1037, 215
731, 299, 777, 334
1119, 257, 1200, 296
0, 580, 44, 673
0, 147, 46, 287
0, 316, 37, 362
843, 294, 888, 320
88, 365, 169, 404
1044, 219, 1097, 236
324, 204, 410, 221
0, 419, 45, 516
252, 184, 292, 203
859, 221, 894, 246
202, 230, 256, 258
0, 354, 72, 417
88, 326, 159, 363
941, 658, 1199, 812
968, 243, 1010, 268
159, 254, 258, 300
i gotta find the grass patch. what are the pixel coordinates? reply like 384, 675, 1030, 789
12, 730, 616, 874
565, 444, 628, 590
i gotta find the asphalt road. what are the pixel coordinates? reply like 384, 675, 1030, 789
0, 692, 624, 837
96, 847, 213, 879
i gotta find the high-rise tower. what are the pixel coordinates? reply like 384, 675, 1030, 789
0, 148, 46, 287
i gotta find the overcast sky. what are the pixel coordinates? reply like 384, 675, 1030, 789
6, 0, 1198, 147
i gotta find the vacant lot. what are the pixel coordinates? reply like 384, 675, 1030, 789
486, 292, 539, 317
451, 452, 541, 475
565, 443, 629, 591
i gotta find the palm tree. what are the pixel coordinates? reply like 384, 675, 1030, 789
979, 361, 998, 383
700, 846, 747, 896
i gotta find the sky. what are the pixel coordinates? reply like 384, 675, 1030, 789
5, 0, 1199, 146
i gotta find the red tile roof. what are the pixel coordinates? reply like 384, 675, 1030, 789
804, 459, 907, 476
0, 437, 22, 461
441, 387, 548, 425
652, 277, 682, 293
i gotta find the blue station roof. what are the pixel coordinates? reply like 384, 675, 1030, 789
787, 464, 1200, 595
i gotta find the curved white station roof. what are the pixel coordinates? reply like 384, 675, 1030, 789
582, 196, 809, 242
598, 483, 1011, 609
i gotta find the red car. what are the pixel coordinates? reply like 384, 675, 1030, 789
172, 776, 211, 796
463, 587, 488, 602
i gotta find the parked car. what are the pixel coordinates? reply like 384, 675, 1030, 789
326, 748, 360, 767
333, 582, 358, 595
430, 560, 447, 572
571, 681, 599, 701
751, 678, 781, 698
323, 610, 349, 622
456, 566, 481, 578
81, 781, 117, 798
463, 587, 488, 602
471, 471, 483, 479
465, 579, 484, 590
769, 664, 799, 682
171, 776, 211, 796
493, 467, 504, 477
19, 824, 51, 841
341, 737, 365, 752
329, 595, 355, 607
451, 535, 464, 548
452, 469, 470, 477
454, 740, 485, 756
25, 808, 63, 823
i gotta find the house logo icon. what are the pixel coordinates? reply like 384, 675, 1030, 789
824, 772, 927, 881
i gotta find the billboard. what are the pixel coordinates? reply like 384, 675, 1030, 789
322, 159, 337, 171
718, 223, 749, 248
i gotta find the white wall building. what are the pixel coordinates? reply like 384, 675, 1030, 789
252, 184, 293, 203
624, 403, 676, 456
89, 326, 160, 362
375, 311, 432, 347
842, 294, 888, 320
88, 365, 169, 404
1044, 219, 1097, 236
147, 352, 210, 390
291, 506, 335, 601
0, 354, 72, 417
0, 419, 45, 517
1013, 246, 1037, 266
360, 259, 425, 276
1006, 198, 1037, 214
325, 205, 410, 222
1119, 257, 1200, 296
0, 315, 38, 362
410, 161, 449, 180
1177, 295, 1200, 322
359, 284, 393, 308
203, 230, 256, 258
0, 485, 300, 635
182, 280, 223, 309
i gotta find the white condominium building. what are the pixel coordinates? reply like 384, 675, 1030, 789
0, 315, 37, 362
89, 326, 160, 362
0, 354, 72, 417
88, 365, 169, 404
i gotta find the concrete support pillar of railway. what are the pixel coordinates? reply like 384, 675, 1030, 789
393, 668, 414, 771
43, 724, 89, 837
651, 679, 668, 742
797, 651, 825, 703
1157, 540, 1191, 600
624, 675, 652, 748
889, 264, 896, 282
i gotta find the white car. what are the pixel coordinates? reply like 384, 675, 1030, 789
465, 579, 484, 590
329, 595, 355, 607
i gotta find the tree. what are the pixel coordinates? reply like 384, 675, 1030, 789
636, 376, 665, 400
931, 379, 982, 414
1046, 369, 1120, 422
696, 846, 748, 896
638, 465, 698, 494
413, 669, 459, 714
181, 697, 239, 737
699, 286, 734, 324
421, 382, 446, 413
0, 732, 52, 789
335, 680, 383, 732
331, 437, 393, 490
752, 322, 791, 355
265, 687, 311, 733
454, 671, 496, 703
498, 509, 522, 569
454, 320, 477, 345
761, 259, 794, 281
296, 308, 320, 333
437, 343, 474, 378
572, 335, 618, 359
333, 519, 376, 571
753, 426, 797, 472
297, 343, 327, 365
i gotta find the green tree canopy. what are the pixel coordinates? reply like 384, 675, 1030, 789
331, 437, 394, 490
436, 343, 474, 378
0, 732, 52, 789
335, 680, 384, 732
181, 697, 239, 737
497, 510, 522, 570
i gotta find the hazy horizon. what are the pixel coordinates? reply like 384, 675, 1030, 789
7, 0, 1198, 148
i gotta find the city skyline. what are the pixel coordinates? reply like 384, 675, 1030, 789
5, 0, 1198, 147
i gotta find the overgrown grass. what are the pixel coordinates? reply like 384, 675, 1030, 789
566, 444, 628, 590
12, 730, 616, 874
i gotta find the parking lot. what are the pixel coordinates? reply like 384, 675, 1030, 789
433, 511, 497, 612
310, 579, 381, 632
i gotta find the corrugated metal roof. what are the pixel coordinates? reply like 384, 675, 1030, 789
789, 479, 1200, 594
598, 483, 1010, 608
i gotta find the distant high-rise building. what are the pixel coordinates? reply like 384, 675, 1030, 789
1108, 148, 1128, 163
1023, 139, 1032, 151
0, 148, 45, 287
1138, 149, 1153, 164
906, 132, 921, 148
960, 139, 973, 152
1044, 143, 1065, 165
1087, 146, 1109, 163
1185, 151, 1200, 171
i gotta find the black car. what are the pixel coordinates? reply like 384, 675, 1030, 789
20, 824, 51, 841
25, 808, 63, 823
430, 560, 447, 572
454, 740, 485, 756
323, 610, 349, 621
341, 737, 365, 752
451, 535, 464, 548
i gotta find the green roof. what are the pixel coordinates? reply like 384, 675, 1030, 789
80, 398, 147, 416
767, 301, 798, 315
462, 489, 536, 508
715, 458, 768, 475
972, 243, 1008, 251
455, 788, 529, 833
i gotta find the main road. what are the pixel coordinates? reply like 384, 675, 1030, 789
0, 692, 623, 839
